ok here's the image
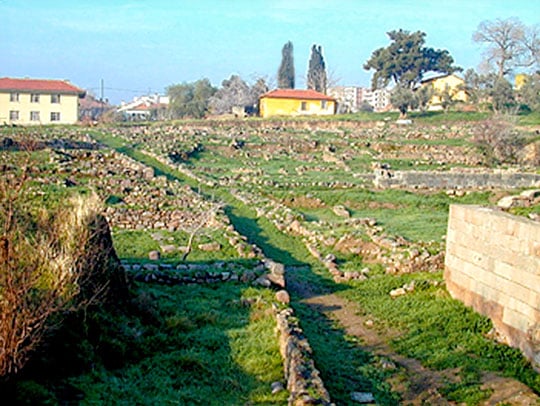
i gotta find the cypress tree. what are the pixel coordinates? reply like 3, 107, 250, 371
307, 44, 327, 93
277, 41, 295, 89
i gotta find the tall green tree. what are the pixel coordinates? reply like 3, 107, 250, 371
364, 29, 460, 90
364, 29, 459, 117
307, 44, 327, 93
278, 41, 295, 89
167, 79, 216, 119
390, 86, 418, 118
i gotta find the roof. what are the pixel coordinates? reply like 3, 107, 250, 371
0, 77, 85, 95
420, 73, 463, 84
260, 89, 335, 101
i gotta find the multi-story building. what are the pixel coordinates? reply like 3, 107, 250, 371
327, 86, 360, 113
358, 87, 391, 112
0, 77, 85, 125
327, 86, 391, 112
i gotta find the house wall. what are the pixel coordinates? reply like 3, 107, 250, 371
0, 91, 80, 125
259, 97, 335, 118
425, 75, 468, 108
444, 204, 540, 370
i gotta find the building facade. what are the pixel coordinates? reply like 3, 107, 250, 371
420, 74, 468, 110
0, 77, 85, 125
259, 89, 336, 118
327, 86, 391, 113
117, 94, 170, 121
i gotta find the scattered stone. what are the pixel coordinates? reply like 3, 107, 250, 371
351, 391, 375, 403
253, 274, 272, 287
333, 205, 350, 218
148, 250, 160, 261
497, 195, 529, 209
198, 242, 221, 252
379, 358, 396, 370
520, 189, 540, 199
240, 270, 256, 283
142, 167, 154, 180
364, 319, 374, 327
275, 290, 290, 304
389, 287, 407, 298
271, 381, 284, 394
160, 244, 176, 253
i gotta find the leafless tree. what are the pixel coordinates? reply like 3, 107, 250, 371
181, 202, 223, 261
473, 18, 540, 78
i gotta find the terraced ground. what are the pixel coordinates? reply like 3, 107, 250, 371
1, 114, 540, 405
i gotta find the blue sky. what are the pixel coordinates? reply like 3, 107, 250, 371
2, 0, 539, 104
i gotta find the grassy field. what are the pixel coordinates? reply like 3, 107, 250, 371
2, 113, 539, 405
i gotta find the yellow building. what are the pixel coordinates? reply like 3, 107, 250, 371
515, 73, 528, 90
259, 89, 336, 118
0, 77, 85, 125
420, 74, 468, 110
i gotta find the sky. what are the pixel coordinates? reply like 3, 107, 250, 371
2, 0, 539, 105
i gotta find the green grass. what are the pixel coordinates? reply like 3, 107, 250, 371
340, 272, 540, 402
16, 124, 538, 405
112, 228, 240, 263
7, 283, 287, 405
271, 188, 493, 242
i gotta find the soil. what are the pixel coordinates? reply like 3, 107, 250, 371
287, 271, 540, 405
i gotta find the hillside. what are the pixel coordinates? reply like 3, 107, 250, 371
1, 114, 539, 405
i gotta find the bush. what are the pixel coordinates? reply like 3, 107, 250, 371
472, 115, 525, 165
0, 162, 115, 378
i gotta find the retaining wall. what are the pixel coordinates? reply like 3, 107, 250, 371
444, 205, 540, 369
375, 169, 540, 189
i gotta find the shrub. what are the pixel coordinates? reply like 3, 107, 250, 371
472, 115, 525, 165
0, 163, 113, 377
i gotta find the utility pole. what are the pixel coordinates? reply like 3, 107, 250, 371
100, 79, 105, 118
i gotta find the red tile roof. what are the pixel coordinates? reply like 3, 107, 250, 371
0, 77, 85, 95
260, 89, 335, 101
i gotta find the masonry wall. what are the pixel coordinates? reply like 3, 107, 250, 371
374, 169, 540, 189
444, 205, 540, 369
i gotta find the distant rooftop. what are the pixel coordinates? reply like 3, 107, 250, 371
260, 89, 335, 101
0, 77, 85, 95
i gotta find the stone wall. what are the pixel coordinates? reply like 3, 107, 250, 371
444, 205, 540, 369
375, 169, 540, 190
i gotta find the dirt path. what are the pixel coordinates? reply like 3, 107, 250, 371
287, 273, 540, 405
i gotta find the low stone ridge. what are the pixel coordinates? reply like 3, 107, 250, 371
375, 168, 540, 190
276, 307, 334, 406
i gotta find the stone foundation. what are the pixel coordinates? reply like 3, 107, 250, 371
375, 169, 540, 190
444, 205, 540, 369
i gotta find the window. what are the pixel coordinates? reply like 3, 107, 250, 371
51, 94, 61, 103
30, 111, 40, 121
9, 111, 19, 121
50, 112, 61, 122
31, 93, 40, 103
321, 100, 327, 109
300, 101, 307, 111
10, 93, 19, 102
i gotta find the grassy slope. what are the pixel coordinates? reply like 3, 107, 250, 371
68, 283, 287, 406
92, 124, 540, 405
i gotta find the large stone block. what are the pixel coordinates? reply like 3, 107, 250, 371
445, 204, 540, 370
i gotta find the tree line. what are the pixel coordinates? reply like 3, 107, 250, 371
165, 41, 328, 119
165, 17, 539, 119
